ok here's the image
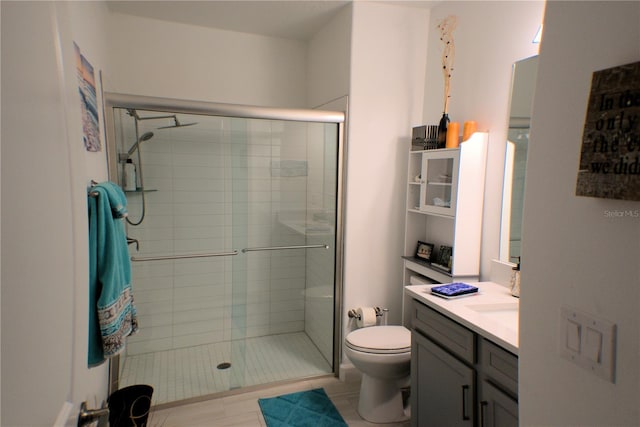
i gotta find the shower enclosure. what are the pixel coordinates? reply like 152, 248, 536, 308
104, 94, 344, 406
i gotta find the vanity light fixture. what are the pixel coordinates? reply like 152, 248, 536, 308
532, 24, 543, 44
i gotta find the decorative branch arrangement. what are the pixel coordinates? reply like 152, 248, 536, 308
437, 15, 457, 114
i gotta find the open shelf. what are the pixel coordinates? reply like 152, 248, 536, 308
402, 256, 452, 276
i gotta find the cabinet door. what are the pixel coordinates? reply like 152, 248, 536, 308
411, 331, 474, 427
480, 339, 518, 396
479, 381, 518, 427
419, 150, 459, 216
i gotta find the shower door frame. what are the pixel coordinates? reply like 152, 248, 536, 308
103, 92, 346, 399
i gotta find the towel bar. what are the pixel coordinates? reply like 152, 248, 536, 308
88, 180, 100, 197
127, 237, 139, 251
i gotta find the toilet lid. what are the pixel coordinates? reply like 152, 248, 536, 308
345, 326, 411, 354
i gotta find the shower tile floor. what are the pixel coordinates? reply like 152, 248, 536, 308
119, 332, 332, 405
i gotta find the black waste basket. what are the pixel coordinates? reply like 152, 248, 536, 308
107, 385, 154, 427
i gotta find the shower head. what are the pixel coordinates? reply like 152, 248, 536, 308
139, 131, 154, 142
125, 131, 154, 158
157, 116, 198, 129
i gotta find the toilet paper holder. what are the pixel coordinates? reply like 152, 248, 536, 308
348, 307, 388, 325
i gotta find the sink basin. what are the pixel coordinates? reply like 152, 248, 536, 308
466, 302, 519, 327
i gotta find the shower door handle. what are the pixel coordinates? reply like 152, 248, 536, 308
131, 245, 329, 261
131, 250, 239, 262
241, 244, 329, 253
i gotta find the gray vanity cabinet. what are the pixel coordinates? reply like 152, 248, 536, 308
479, 381, 518, 427
478, 339, 519, 427
410, 299, 519, 427
411, 331, 475, 426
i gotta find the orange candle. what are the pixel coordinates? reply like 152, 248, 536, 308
446, 122, 460, 148
462, 120, 478, 142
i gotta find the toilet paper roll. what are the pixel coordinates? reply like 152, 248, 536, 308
356, 307, 377, 328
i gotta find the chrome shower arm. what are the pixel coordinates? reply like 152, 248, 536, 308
127, 108, 174, 121
137, 114, 176, 121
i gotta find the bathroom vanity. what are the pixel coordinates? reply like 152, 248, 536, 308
405, 282, 519, 427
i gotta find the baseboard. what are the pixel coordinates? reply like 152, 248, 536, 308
338, 362, 362, 383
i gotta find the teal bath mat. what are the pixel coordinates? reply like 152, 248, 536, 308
258, 388, 348, 427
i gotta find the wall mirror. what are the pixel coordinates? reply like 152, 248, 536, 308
500, 55, 539, 262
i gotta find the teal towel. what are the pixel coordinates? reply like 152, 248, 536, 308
88, 182, 138, 367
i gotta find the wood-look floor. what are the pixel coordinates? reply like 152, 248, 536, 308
149, 376, 411, 427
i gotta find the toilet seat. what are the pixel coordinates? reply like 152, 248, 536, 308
345, 326, 411, 354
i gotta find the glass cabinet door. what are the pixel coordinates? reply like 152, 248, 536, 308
419, 150, 459, 216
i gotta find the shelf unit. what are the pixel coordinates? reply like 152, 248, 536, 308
402, 132, 488, 287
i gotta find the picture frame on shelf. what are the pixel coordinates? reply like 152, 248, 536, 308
415, 241, 435, 261
434, 245, 453, 272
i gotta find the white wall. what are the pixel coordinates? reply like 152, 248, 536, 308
1, 1, 111, 425
343, 2, 429, 338
307, 5, 352, 109
423, 1, 544, 279
520, 2, 640, 425
106, 12, 308, 108
1, 4, 75, 424
57, 1, 113, 413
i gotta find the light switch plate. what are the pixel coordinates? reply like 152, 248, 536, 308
566, 319, 581, 352
559, 306, 616, 383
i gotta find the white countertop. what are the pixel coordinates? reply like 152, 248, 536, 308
405, 281, 519, 355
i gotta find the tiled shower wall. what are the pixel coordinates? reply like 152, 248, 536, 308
120, 112, 336, 366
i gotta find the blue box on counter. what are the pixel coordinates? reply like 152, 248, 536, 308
431, 283, 479, 299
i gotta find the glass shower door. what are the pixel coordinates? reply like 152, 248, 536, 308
228, 117, 338, 390
108, 105, 339, 405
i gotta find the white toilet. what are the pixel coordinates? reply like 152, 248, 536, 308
344, 325, 411, 423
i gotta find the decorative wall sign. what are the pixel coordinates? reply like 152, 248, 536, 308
74, 42, 101, 152
576, 61, 640, 201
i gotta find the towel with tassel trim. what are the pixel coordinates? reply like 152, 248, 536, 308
88, 181, 138, 367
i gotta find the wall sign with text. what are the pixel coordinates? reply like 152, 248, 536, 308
576, 61, 640, 201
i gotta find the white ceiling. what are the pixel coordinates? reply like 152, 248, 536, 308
106, 0, 434, 41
